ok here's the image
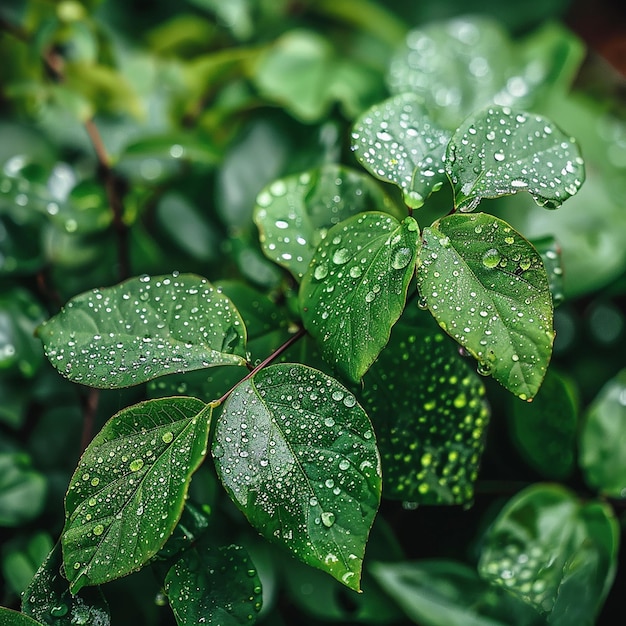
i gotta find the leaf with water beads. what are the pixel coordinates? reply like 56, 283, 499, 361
351, 93, 451, 208
300, 212, 420, 383
416, 213, 554, 400
37, 273, 248, 389
166, 543, 262, 626
253, 164, 400, 280
446, 105, 585, 212
63, 397, 212, 593
212, 363, 382, 591
359, 310, 490, 505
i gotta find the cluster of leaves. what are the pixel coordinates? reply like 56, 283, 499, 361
1, 1, 626, 625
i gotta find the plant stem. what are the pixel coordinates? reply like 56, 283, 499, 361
212, 327, 307, 406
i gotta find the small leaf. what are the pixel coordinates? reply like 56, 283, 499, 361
63, 397, 212, 593
165, 543, 262, 626
37, 273, 247, 389
446, 105, 585, 212
351, 93, 450, 208
0, 608, 45, 626
0, 453, 47, 526
579, 369, 626, 498
2, 532, 52, 595
416, 213, 554, 400
254, 164, 400, 279
300, 212, 419, 383
213, 364, 382, 591
479, 484, 618, 621
360, 310, 490, 505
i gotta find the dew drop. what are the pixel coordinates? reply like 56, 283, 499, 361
391, 247, 412, 270
314, 263, 329, 280
339, 459, 350, 471
321, 511, 336, 527
162, 431, 174, 444
332, 248, 350, 265
349, 265, 363, 278
482, 248, 501, 269
93, 524, 104, 536
129, 459, 144, 472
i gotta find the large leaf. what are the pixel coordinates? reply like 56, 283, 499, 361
254, 164, 400, 279
360, 309, 490, 505
62, 397, 212, 593
579, 369, 626, 498
351, 93, 450, 208
416, 213, 554, 400
446, 106, 584, 212
479, 484, 618, 622
300, 212, 420, 383
37, 273, 247, 389
0, 608, 44, 626
213, 364, 382, 591
166, 543, 262, 626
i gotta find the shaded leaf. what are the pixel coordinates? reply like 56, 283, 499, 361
213, 364, 381, 591
2, 532, 52, 596
166, 543, 262, 625
63, 397, 212, 593
37, 273, 247, 389
0, 453, 47, 527
416, 213, 554, 400
360, 309, 489, 504
446, 106, 584, 212
152, 502, 211, 563
300, 213, 419, 383
254, 164, 399, 279
530, 236, 564, 306
0, 608, 44, 626
351, 93, 450, 208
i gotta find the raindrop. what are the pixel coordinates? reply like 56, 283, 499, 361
477, 361, 492, 376
339, 459, 350, 470
162, 431, 174, 444
349, 265, 363, 278
129, 459, 144, 472
332, 248, 350, 265
50, 605, 69, 618
481, 248, 501, 268
391, 247, 412, 270
93, 524, 104, 536
321, 511, 336, 527
314, 263, 329, 280
376, 130, 393, 141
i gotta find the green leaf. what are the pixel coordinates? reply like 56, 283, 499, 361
351, 93, 451, 208
153, 502, 211, 563
300, 213, 419, 383
360, 310, 490, 505
22, 543, 110, 626
416, 213, 554, 400
0, 608, 45, 626
213, 364, 381, 591
508, 370, 577, 479
254, 164, 400, 280
37, 273, 248, 389
2, 532, 52, 595
0, 453, 47, 527
478, 484, 618, 620
370, 560, 544, 626
579, 369, 626, 498
62, 397, 212, 593
165, 543, 262, 626
446, 106, 585, 212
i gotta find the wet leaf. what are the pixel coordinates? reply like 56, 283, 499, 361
300, 213, 419, 383
351, 93, 450, 208
446, 105, 584, 212
22, 543, 110, 626
37, 273, 247, 389
165, 543, 262, 625
213, 364, 382, 591
254, 164, 399, 279
360, 310, 489, 505
152, 502, 211, 563
509, 369, 577, 479
62, 397, 212, 593
0, 608, 44, 626
416, 213, 554, 400
0, 453, 47, 527
479, 484, 618, 621
579, 369, 626, 498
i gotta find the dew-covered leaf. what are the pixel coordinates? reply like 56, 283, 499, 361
360, 310, 489, 505
0, 452, 47, 527
300, 212, 419, 383
579, 369, 626, 498
479, 484, 618, 620
213, 364, 382, 591
165, 543, 262, 626
446, 106, 584, 212
508, 369, 577, 480
416, 213, 554, 400
22, 542, 110, 626
254, 164, 399, 279
351, 94, 450, 208
0, 608, 45, 626
37, 273, 247, 389
62, 397, 212, 593
530, 236, 564, 306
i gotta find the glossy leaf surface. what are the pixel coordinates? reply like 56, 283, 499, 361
416, 213, 553, 400
360, 310, 490, 505
254, 164, 399, 279
300, 213, 419, 383
213, 364, 381, 591
446, 106, 584, 212
166, 543, 262, 626
351, 93, 450, 208
63, 397, 211, 593
37, 274, 247, 389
